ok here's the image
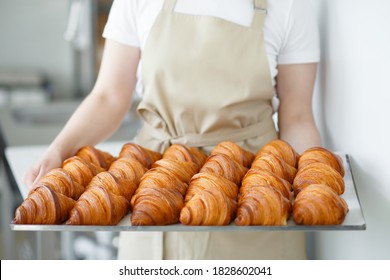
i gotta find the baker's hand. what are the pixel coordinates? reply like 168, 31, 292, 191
22, 150, 63, 189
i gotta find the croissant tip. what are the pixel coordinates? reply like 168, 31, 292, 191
234, 217, 243, 226
65, 212, 81, 225
130, 220, 142, 226
179, 208, 190, 225
130, 211, 155, 226
130, 218, 151, 226
234, 211, 249, 226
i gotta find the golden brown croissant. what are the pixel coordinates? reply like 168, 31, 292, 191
162, 144, 208, 169
180, 142, 252, 225
233, 139, 300, 226
67, 144, 157, 225
184, 171, 239, 204
13, 148, 113, 224
152, 159, 198, 184
234, 167, 292, 226
85, 171, 137, 203
210, 141, 255, 168
108, 157, 147, 186
13, 185, 75, 224
251, 153, 297, 183
180, 173, 239, 226
298, 147, 345, 177
198, 153, 248, 185
293, 184, 348, 225
66, 185, 129, 225
256, 139, 300, 168
62, 156, 105, 186
33, 168, 85, 200
235, 185, 291, 226
241, 169, 293, 201
75, 145, 117, 170
130, 145, 206, 226
119, 142, 162, 168
130, 168, 187, 225
293, 162, 345, 196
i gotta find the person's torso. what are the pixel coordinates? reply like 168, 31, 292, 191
118, 1, 306, 261
132, 0, 295, 97
135, 0, 277, 154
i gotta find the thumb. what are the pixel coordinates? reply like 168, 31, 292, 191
22, 167, 39, 189
34, 166, 48, 185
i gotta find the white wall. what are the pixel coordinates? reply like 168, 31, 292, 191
312, 0, 390, 259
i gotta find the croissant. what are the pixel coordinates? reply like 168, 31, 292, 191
235, 168, 292, 226
66, 185, 129, 225
61, 156, 104, 187
152, 159, 198, 184
198, 153, 248, 185
162, 144, 208, 169
251, 153, 297, 183
180, 173, 239, 226
241, 169, 293, 201
108, 157, 147, 186
75, 145, 116, 170
293, 184, 348, 225
67, 144, 158, 225
210, 141, 255, 168
180, 142, 252, 225
235, 185, 291, 226
298, 147, 344, 177
85, 171, 137, 203
33, 168, 85, 200
293, 162, 345, 196
130, 145, 206, 226
130, 169, 187, 225
119, 142, 162, 168
256, 139, 300, 167
13, 148, 113, 224
13, 185, 75, 224
233, 139, 300, 226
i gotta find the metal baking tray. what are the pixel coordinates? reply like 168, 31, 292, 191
10, 154, 366, 232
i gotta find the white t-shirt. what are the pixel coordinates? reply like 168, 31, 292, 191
103, 0, 320, 99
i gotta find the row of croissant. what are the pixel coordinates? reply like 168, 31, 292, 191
13, 139, 348, 226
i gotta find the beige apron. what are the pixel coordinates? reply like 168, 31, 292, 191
118, 0, 306, 260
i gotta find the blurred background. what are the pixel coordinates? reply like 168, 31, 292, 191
0, 0, 140, 260
1, 0, 389, 260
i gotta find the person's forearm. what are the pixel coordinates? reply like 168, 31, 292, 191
276, 63, 320, 154
47, 90, 132, 160
278, 118, 321, 154
22, 40, 139, 186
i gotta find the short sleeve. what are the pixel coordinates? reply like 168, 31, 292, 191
102, 0, 140, 47
277, 0, 320, 64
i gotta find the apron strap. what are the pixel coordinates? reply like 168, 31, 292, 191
162, 0, 177, 11
252, 0, 268, 29
143, 118, 276, 148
